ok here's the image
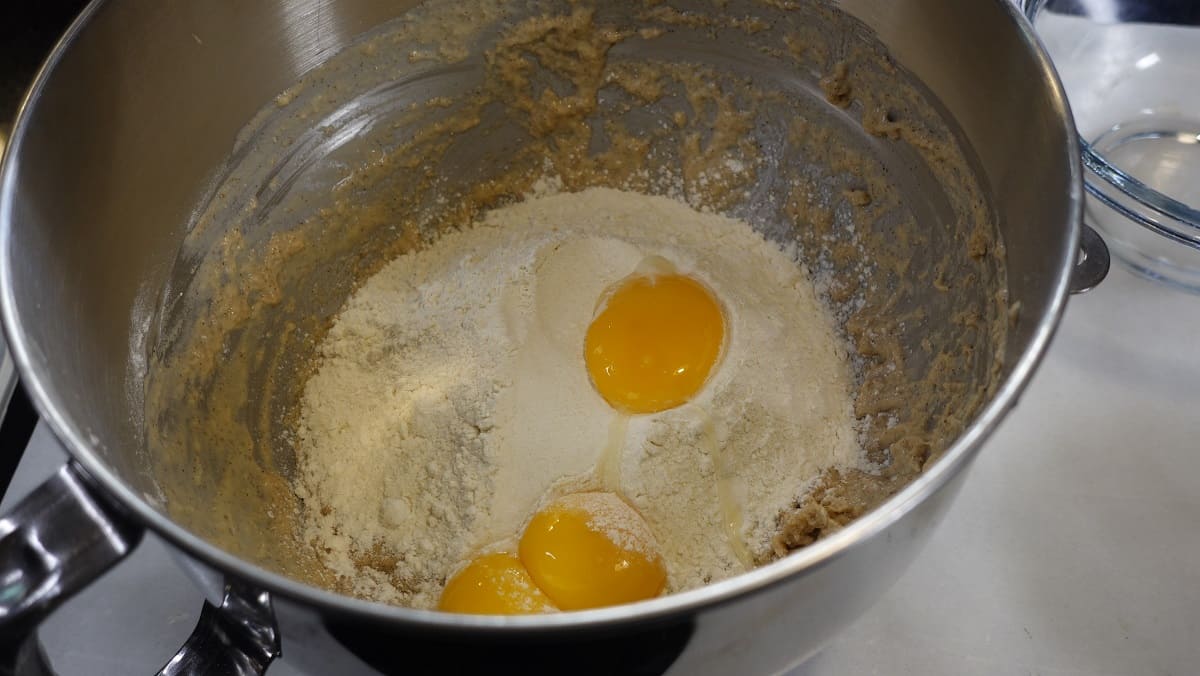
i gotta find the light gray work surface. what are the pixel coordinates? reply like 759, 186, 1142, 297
5, 262, 1197, 675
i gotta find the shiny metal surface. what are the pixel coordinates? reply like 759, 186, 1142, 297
0, 0, 1082, 674
159, 583, 279, 676
0, 464, 141, 676
0, 332, 14, 432
1070, 224, 1111, 294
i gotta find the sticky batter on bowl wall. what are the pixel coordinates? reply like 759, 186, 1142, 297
144, 0, 1008, 606
294, 186, 862, 608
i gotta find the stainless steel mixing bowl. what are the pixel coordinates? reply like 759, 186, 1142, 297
0, 0, 1105, 674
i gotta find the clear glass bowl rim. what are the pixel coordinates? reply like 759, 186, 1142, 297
1027, 0, 1200, 250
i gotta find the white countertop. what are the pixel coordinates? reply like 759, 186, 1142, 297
6, 262, 1198, 675
807, 263, 1200, 676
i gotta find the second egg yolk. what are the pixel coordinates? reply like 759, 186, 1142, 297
585, 271, 725, 414
519, 492, 666, 611
438, 552, 558, 615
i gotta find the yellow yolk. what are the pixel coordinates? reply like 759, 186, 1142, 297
518, 492, 666, 610
438, 552, 558, 615
585, 270, 724, 414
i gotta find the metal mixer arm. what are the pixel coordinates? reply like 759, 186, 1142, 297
0, 463, 140, 676
0, 463, 279, 676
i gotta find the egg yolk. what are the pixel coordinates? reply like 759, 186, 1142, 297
585, 271, 724, 414
518, 492, 666, 610
438, 552, 558, 615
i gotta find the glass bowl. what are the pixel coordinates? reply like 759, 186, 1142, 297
1032, 0, 1200, 291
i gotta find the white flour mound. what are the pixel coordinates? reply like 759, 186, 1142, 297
294, 187, 862, 608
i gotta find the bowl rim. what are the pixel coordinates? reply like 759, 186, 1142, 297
1028, 1, 1200, 250
1081, 144, 1200, 249
0, 0, 1083, 632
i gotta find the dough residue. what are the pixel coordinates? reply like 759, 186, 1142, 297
143, 0, 1008, 605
